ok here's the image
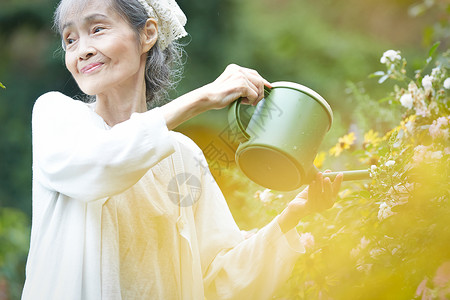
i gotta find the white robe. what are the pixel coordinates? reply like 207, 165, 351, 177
22, 92, 305, 300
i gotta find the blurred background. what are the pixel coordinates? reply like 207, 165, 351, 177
0, 0, 447, 298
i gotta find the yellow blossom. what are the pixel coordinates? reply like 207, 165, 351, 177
313, 151, 326, 168
359, 154, 379, 166
400, 115, 416, 130
363, 130, 382, 149
383, 126, 399, 141
329, 132, 356, 157
383, 115, 416, 141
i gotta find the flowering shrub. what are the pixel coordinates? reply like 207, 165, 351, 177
268, 46, 450, 299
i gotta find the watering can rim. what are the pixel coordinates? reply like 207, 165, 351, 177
271, 81, 334, 128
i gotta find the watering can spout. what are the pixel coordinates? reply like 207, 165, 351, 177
325, 169, 371, 181
310, 165, 371, 183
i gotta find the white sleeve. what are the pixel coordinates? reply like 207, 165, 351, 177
32, 92, 175, 201
203, 217, 305, 300
189, 151, 305, 300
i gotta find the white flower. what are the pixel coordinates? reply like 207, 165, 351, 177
388, 183, 413, 205
350, 236, 371, 258
360, 236, 370, 249
389, 183, 409, 195
378, 202, 395, 221
380, 50, 401, 64
431, 66, 441, 78
413, 145, 428, 163
429, 151, 443, 160
408, 82, 419, 94
405, 120, 415, 133
385, 160, 395, 167
444, 77, 450, 90
370, 165, 377, 177
429, 122, 441, 139
370, 248, 384, 258
422, 75, 434, 90
413, 145, 444, 163
391, 247, 400, 255
357, 263, 373, 274
414, 99, 431, 117
437, 116, 449, 127
350, 247, 360, 258
257, 189, 274, 204
430, 117, 450, 139
299, 232, 315, 249
399, 93, 413, 109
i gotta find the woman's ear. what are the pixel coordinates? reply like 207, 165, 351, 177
141, 18, 158, 53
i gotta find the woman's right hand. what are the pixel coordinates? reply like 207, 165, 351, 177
199, 64, 272, 110
161, 64, 271, 130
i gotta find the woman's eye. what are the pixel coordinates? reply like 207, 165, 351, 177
65, 37, 76, 45
93, 27, 104, 34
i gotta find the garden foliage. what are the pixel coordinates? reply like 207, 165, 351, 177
269, 47, 450, 299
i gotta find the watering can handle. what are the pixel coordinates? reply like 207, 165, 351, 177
227, 98, 250, 143
227, 86, 272, 143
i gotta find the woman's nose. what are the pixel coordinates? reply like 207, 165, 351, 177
77, 38, 96, 60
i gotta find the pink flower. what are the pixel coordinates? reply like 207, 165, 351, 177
413, 145, 444, 163
299, 232, 315, 249
437, 116, 449, 127
433, 261, 450, 288
415, 105, 430, 117
416, 261, 450, 300
413, 145, 428, 163
415, 278, 432, 300
430, 117, 450, 139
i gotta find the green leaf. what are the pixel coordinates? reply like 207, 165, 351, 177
428, 41, 440, 57
0, 82, 5, 89
378, 96, 392, 103
358, 190, 371, 199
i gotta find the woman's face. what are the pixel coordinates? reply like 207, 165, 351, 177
62, 0, 146, 95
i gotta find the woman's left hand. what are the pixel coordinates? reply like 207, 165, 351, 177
199, 64, 271, 110
277, 171, 343, 233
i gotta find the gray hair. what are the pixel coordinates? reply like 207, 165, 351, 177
53, 0, 185, 107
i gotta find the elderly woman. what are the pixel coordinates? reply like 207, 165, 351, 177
22, 0, 342, 299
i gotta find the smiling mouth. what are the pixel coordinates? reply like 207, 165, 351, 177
80, 63, 103, 74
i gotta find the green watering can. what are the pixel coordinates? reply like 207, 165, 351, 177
228, 81, 370, 191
